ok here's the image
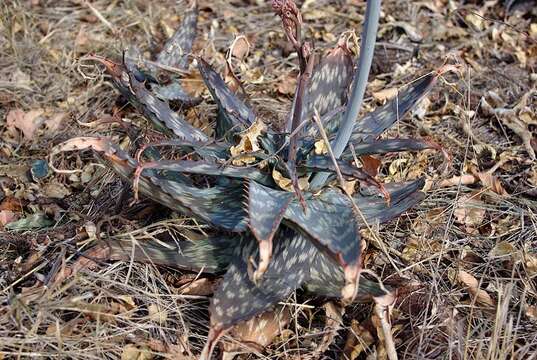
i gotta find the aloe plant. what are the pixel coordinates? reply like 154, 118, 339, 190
53, 0, 446, 356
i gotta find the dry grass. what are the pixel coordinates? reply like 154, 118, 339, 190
1, 0, 536, 359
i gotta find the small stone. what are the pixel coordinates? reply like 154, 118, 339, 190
30, 159, 49, 181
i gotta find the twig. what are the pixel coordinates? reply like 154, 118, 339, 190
84, 1, 116, 34
374, 293, 398, 360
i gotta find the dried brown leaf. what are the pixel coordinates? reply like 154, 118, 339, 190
42, 179, 71, 199
313, 302, 343, 356
182, 70, 205, 98
361, 155, 381, 177
44, 111, 68, 135
0, 210, 18, 228
5, 108, 45, 141
526, 253, 537, 277
453, 193, 486, 234
179, 277, 214, 296
457, 270, 495, 308
148, 304, 168, 323
121, 344, 153, 360
343, 320, 375, 360
230, 35, 250, 62
474, 171, 507, 195
525, 305, 537, 322
230, 120, 267, 165
272, 169, 308, 192
372, 87, 398, 102
223, 307, 291, 354
488, 241, 517, 259
53, 245, 110, 285
0, 197, 23, 212
277, 72, 297, 95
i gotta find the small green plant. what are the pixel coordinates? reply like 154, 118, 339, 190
52, 0, 447, 356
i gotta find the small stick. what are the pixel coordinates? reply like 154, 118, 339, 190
374, 293, 398, 360
84, 1, 116, 34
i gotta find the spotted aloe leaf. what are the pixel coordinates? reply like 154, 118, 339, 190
87, 55, 135, 102
321, 72, 438, 140
124, 63, 209, 142
108, 235, 248, 274
137, 139, 230, 161
105, 178, 424, 301
299, 73, 441, 166
51, 137, 248, 232
302, 39, 354, 136
284, 190, 361, 293
90, 54, 208, 140
125, 37, 200, 105
107, 230, 388, 299
140, 159, 275, 187
123, 47, 159, 84
302, 181, 426, 298
152, 82, 203, 106
155, 0, 198, 71
197, 58, 255, 138
351, 72, 438, 141
247, 181, 293, 281
145, 177, 249, 231
353, 178, 425, 226
306, 254, 388, 300
69, 1, 449, 356
209, 228, 314, 333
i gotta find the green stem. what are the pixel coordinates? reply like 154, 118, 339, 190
310, 0, 381, 189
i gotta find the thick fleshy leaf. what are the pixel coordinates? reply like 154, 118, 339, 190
353, 178, 425, 226
284, 191, 361, 272
302, 40, 354, 135
149, 177, 248, 232
124, 46, 159, 84
267, 187, 362, 299
306, 253, 389, 300
138, 139, 229, 161
140, 146, 195, 185
324, 72, 438, 139
51, 137, 248, 231
89, 55, 135, 102
197, 58, 255, 137
209, 229, 314, 331
155, 0, 198, 71
106, 229, 390, 304
505, 0, 534, 13
350, 72, 438, 141
141, 159, 275, 186
101, 148, 248, 232
95, 53, 207, 140
247, 181, 293, 281
126, 45, 200, 105
108, 235, 247, 273
104, 180, 425, 305
126, 69, 209, 142
93, 52, 197, 121
152, 82, 202, 106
